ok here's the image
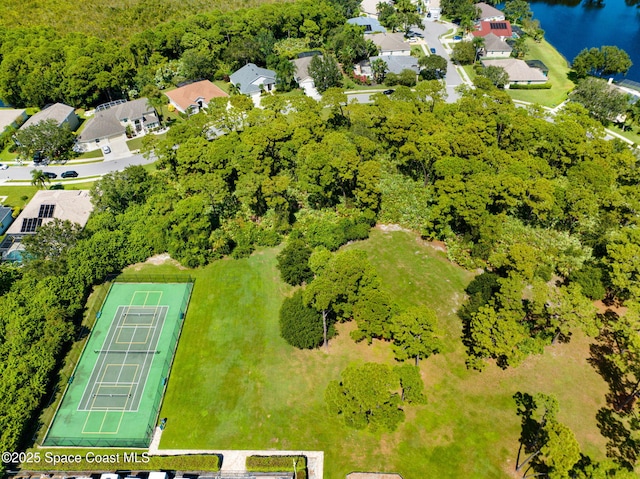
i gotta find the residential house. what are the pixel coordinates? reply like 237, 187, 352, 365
165, 80, 229, 114
229, 63, 277, 106
368, 55, 420, 76
525, 60, 549, 77
21, 103, 79, 131
346, 16, 387, 34
481, 33, 513, 58
481, 58, 548, 86
77, 98, 160, 146
0, 109, 27, 133
291, 55, 322, 100
472, 20, 513, 40
361, 0, 391, 17
368, 33, 412, 56
475, 2, 505, 21
1, 190, 93, 262
0, 206, 14, 235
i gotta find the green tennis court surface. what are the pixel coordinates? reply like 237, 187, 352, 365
44, 282, 193, 447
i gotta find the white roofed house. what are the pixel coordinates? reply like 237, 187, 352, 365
229, 63, 277, 106
481, 58, 548, 87
291, 55, 322, 100
21, 103, 79, 131
368, 33, 412, 56
474, 2, 505, 22
481, 33, 513, 58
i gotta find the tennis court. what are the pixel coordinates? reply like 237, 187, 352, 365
44, 281, 193, 447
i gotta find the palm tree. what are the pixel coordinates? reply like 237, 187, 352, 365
31, 169, 49, 189
472, 36, 486, 63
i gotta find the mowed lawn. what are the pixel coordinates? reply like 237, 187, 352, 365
507, 38, 575, 108
151, 228, 608, 479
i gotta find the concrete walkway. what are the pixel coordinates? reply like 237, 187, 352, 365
148, 428, 324, 479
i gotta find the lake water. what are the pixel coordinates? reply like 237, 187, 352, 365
514, 0, 640, 82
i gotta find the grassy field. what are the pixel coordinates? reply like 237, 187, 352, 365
143, 228, 609, 479
507, 38, 574, 107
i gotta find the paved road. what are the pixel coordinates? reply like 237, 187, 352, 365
414, 20, 464, 103
0, 153, 155, 183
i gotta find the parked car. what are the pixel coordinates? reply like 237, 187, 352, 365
61, 170, 78, 178
383, 89, 395, 95
49, 183, 64, 190
453, 35, 462, 41
43, 172, 57, 179
430, 47, 437, 54
102, 145, 111, 154
408, 37, 418, 43
0, 164, 8, 170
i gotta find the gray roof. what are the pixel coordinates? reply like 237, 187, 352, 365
475, 2, 505, 20
370, 55, 420, 75
21, 103, 75, 129
0, 109, 26, 132
347, 16, 387, 33
482, 59, 548, 82
78, 98, 157, 143
368, 33, 410, 53
292, 55, 322, 82
483, 33, 512, 53
229, 63, 277, 95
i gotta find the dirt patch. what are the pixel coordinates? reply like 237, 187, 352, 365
130, 253, 187, 271
376, 224, 411, 233
594, 300, 627, 316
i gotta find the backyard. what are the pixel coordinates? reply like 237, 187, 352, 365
507, 38, 575, 107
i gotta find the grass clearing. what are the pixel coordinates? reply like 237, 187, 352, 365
148, 228, 608, 478
507, 38, 574, 107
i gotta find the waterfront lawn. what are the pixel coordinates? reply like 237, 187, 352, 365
507, 38, 574, 107
155, 228, 608, 479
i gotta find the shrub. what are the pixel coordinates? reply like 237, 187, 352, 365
508, 83, 552, 89
279, 289, 327, 349
569, 264, 606, 300
246, 455, 307, 472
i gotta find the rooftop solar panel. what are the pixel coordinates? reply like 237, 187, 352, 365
20, 218, 43, 233
38, 204, 55, 218
491, 22, 508, 29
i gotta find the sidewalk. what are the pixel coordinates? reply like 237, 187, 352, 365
148, 428, 324, 479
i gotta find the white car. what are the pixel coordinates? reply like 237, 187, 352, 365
0, 164, 8, 170
102, 145, 111, 154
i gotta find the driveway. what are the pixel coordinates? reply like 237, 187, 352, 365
99, 134, 131, 160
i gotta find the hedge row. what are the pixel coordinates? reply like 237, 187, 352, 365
508, 82, 552, 89
246, 455, 307, 475
21, 451, 219, 472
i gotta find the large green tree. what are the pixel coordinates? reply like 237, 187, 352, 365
390, 306, 442, 365
279, 289, 327, 349
571, 77, 629, 124
309, 54, 342, 93
325, 362, 405, 431
572, 46, 633, 78
14, 119, 75, 163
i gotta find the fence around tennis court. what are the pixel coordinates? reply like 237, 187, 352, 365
42, 280, 194, 448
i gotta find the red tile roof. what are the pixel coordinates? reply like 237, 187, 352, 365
472, 20, 513, 38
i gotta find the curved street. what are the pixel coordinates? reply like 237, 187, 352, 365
0, 153, 156, 184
